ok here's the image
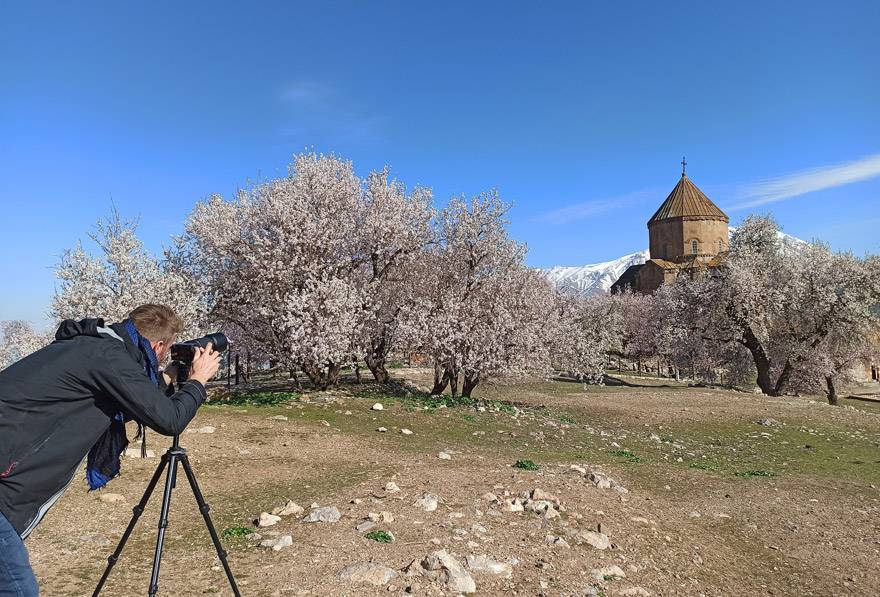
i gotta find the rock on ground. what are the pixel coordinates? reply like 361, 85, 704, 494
619, 587, 651, 596
97, 493, 125, 504
256, 512, 281, 527
406, 550, 476, 594
303, 505, 341, 523
465, 555, 513, 578
576, 530, 611, 550
371, 403, 384, 411
591, 565, 626, 582
124, 447, 156, 458
271, 500, 304, 517
414, 492, 440, 512
338, 563, 397, 586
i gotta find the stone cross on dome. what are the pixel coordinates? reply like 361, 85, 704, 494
681, 156, 687, 176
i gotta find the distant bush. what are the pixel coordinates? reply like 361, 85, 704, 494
513, 459, 539, 471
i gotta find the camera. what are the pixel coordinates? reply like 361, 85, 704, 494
170, 332, 229, 363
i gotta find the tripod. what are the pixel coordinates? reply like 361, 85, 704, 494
93, 368, 240, 596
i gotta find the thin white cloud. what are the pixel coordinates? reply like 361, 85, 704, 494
730, 153, 880, 210
280, 81, 327, 103
539, 189, 658, 225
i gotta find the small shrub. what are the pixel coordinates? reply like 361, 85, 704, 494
557, 414, 577, 424
735, 470, 775, 478
222, 525, 250, 538
364, 530, 393, 543
513, 459, 539, 471
608, 449, 643, 464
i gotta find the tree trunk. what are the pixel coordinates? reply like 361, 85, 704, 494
825, 375, 838, 406
327, 363, 341, 388
301, 362, 340, 390
430, 361, 450, 395
462, 371, 480, 399
741, 326, 777, 395
772, 360, 794, 396
449, 366, 459, 400
365, 352, 390, 384
289, 368, 303, 391
354, 364, 361, 384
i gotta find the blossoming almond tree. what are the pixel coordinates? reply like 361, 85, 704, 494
663, 216, 880, 398
52, 207, 210, 342
419, 191, 555, 398
355, 169, 434, 383
0, 321, 53, 369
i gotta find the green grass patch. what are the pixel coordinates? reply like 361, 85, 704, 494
608, 449, 643, 464
211, 391, 300, 407
221, 525, 250, 538
690, 461, 717, 471
513, 459, 539, 470
364, 530, 394, 543
557, 414, 577, 424
735, 469, 776, 478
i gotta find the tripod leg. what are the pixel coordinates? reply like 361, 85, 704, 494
147, 451, 180, 597
93, 453, 169, 597
178, 455, 241, 597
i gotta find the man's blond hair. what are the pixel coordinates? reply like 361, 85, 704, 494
129, 304, 184, 343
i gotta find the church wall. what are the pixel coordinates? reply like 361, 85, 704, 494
648, 220, 683, 260
635, 261, 665, 294
682, 219, 729, 258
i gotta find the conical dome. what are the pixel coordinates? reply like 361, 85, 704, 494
648, 174, 728, 224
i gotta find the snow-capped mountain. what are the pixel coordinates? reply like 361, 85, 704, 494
540, 229, 804, 298
541, 250, 649, 297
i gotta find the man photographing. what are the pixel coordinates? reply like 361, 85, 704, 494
0, 304, 220, 596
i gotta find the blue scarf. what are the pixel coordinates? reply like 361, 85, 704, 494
85, 319, 159, 490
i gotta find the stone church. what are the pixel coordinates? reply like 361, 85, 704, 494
611, 161, 729, 294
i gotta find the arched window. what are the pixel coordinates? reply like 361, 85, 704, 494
691, 240, 698, 255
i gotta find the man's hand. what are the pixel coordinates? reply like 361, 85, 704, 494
189, 343, 221, 387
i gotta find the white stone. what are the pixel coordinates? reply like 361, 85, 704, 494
577, 530, 611, 550
303, 505, 341, 523
272, 535, 293, 551
465, 554, 513, 578
438, 451, 452, 460
257, 512, 281, 527
591, 565, 626, 582
414, 492, 440, 512
408, 550, 476, 594
619, 588, 651, 596
338, 563, 397, 586
385, 482, 401, 493
377, 427, 387, 432
400, 428, 413, 435
271, 500, 304, 517
372, 403, 384, 411
98, 493, 125, 504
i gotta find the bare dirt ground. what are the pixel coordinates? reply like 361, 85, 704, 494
27, 369, 880, 596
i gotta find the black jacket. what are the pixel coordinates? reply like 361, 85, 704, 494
0, 318, 206, 538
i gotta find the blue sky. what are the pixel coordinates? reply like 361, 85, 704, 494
1, 1, 878, 325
